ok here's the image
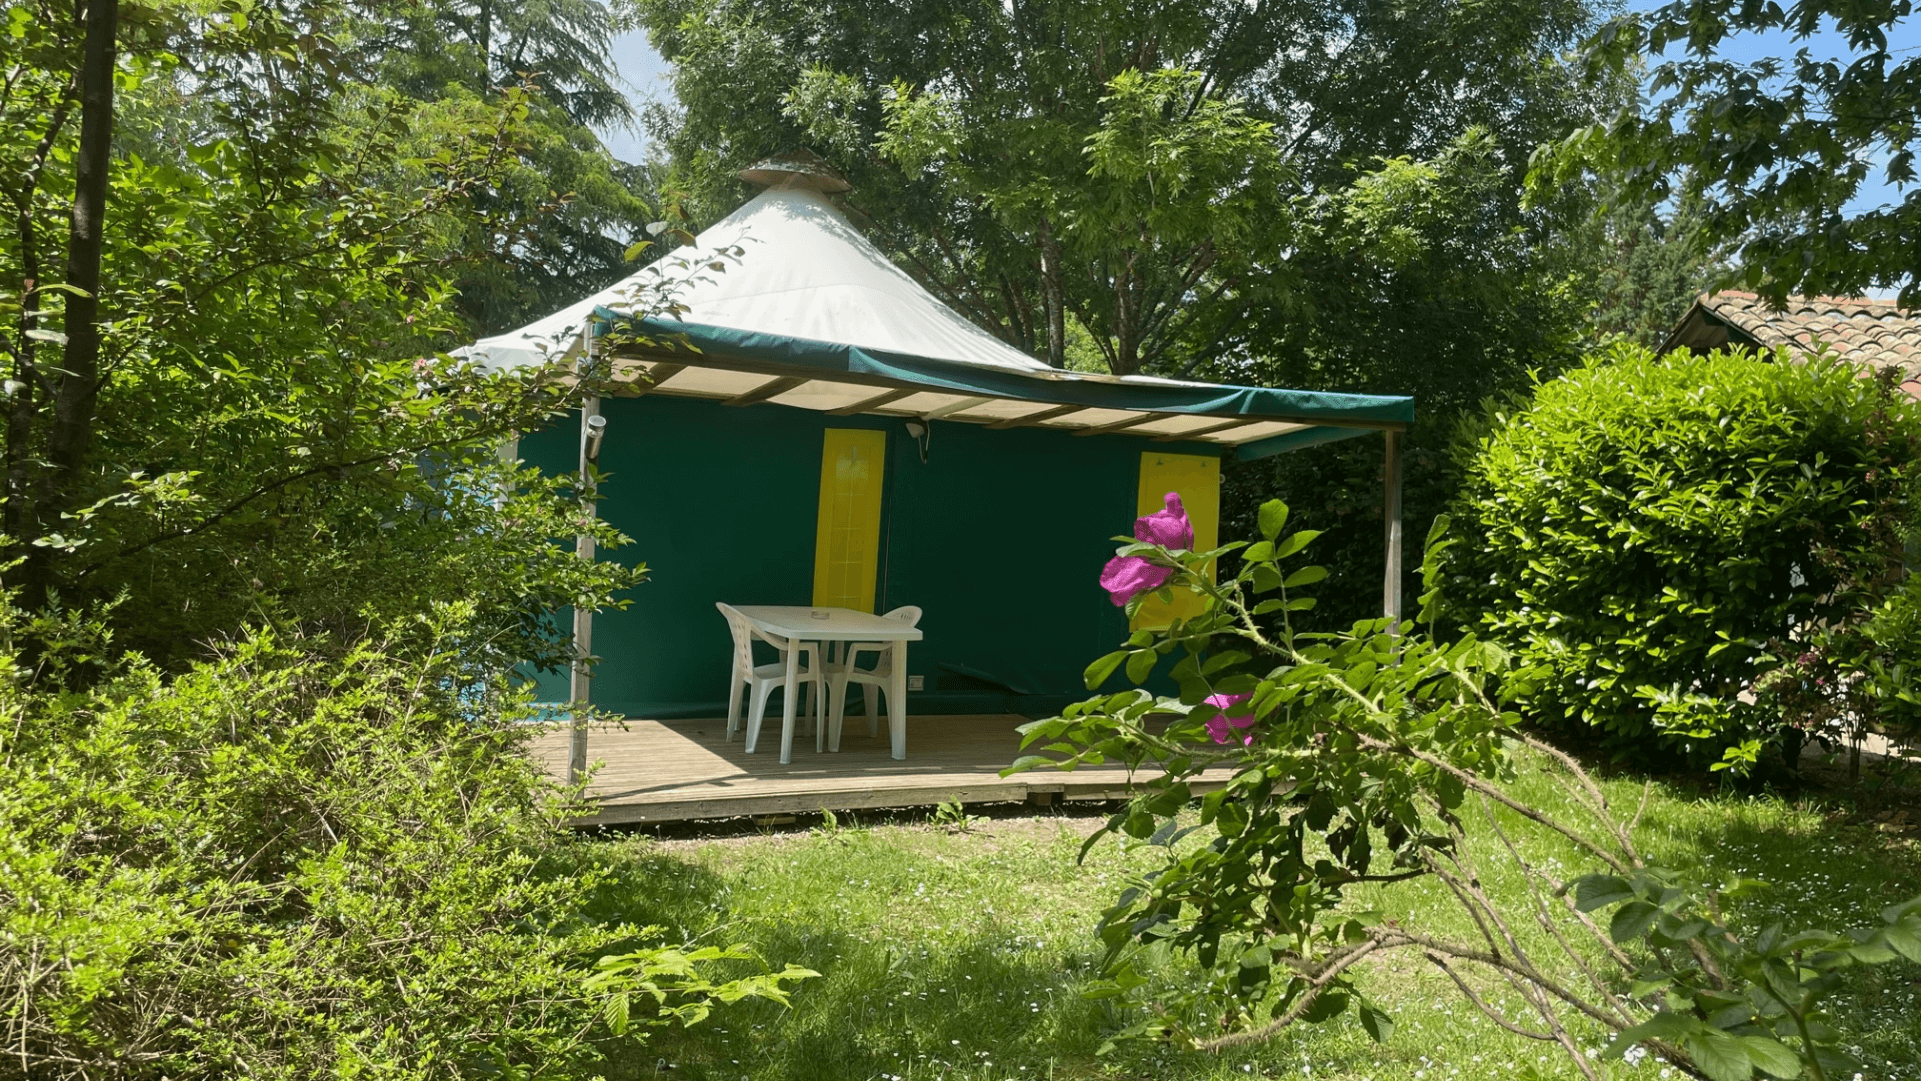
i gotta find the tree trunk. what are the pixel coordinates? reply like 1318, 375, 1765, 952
48, 0, 117, 497
1037, 215, 1066, 368
6, 89, 76, 562
477, 0, 493, 86
1113, 250, 1140, 375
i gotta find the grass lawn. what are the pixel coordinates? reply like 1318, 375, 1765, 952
588, 753, 1921, 1081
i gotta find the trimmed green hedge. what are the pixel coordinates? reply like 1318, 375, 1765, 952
1443, 343, 1921, 761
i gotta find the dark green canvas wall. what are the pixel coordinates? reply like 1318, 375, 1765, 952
519, 395, 1220, 718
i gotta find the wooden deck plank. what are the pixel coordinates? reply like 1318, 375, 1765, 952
529, 714, 1232, 825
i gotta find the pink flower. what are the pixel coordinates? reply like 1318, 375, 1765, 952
1098, 493, 1194, 606
1099, 555, 1173, 606
1135, 492, 1194, 550
1201, 692, 1256, 746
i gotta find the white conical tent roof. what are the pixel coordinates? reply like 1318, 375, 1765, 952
463, 185, 1051, 374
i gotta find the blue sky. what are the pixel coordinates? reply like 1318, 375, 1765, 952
596, 15, 1919, 210
598, 29, 670, 163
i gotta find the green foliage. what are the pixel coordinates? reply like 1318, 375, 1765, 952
635, 0, 1620, 373
1, 0, 648, 669
0, 11, 819, 1075
554, 779, 1921, 1079
1443, 344, 1921, 761
1750, 423, 1921, 774
1857, 580, 1921, 752
1575, 875, 1921, 1081
1585, 196, 1726, 350
0, 601, 812, 1079
929, 799, 984, 834
1550, 0, 1921, 306
1011, 501, 1535, 1045
1211, 129, 1597, 628
586, 943, 818, 1035
341, 0, 666, 333
1012, 497, 1921, 1080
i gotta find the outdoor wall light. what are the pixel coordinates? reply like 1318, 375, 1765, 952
583, 412, 608, 462
904, 419, 930, 463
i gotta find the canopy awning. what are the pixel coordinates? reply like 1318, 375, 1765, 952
463, 182, 1412, 460
593, 314, 1410, 460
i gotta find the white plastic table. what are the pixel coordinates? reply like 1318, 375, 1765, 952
734, 605, 923, 764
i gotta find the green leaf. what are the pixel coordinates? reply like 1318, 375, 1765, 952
1124, 649, 1157, 684
1358, 1002, 1393, 1043
1272, 529, 1323, 559
1282, 565, 1328, 588
1883, 920, 1921, 962
1686, 1028, 1753, 1081
1740, 1035, 1803, 1079
1084, 650, 1128, 689
1300, 990, 1348, 1023
1571, 874, 1635, 912
1002, 755, 1058, 775
605, 989, 630, 1034
1603, 1010, 1694, 1057
1258, 500, 1289, 540
1609, 900, 1660, 943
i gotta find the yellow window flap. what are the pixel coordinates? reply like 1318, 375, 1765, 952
1132, 451, 1220, 631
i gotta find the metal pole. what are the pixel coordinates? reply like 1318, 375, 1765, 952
568, 332, 603, 785
1382, 429, 1404, 629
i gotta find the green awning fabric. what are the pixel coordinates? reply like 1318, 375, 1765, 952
598, 311, 1415, 459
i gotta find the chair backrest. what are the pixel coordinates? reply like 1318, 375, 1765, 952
715, 602, 756, 675
882, 605, 923, 627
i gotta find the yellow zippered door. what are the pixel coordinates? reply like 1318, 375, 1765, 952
812, 428, 888, 613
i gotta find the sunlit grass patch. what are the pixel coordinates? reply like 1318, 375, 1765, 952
592, 760, 1921, 1081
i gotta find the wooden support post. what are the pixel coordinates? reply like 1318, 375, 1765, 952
569, 333, 604, 785
1382, 429, 1404, 629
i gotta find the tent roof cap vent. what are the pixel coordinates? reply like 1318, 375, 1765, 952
737, 149, 851, 194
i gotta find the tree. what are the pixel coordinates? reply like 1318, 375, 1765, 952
1558, 0, 1921, 306
632, 0, 1615, 373
1206, 130, 1600, 625
0, 12, 819, 1076
880, 65, 1288, 374
343, 0, 663, 333
0, 0, 639, 667
1585, 196, 1726, 348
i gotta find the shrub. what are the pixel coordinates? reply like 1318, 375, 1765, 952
1441, 343, 1921, 763
0, 603, 811, 1080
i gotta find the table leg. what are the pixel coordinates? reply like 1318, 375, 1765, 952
778, 644, 799, 765
889, 641, 908, 760
827, 643, 847, 753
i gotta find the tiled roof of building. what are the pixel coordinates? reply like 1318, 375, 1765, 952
1661, 291, 1921, 391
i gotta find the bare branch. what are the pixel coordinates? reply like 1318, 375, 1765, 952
1194, 940, 1383, 1051
1422, 951, 1557, 1040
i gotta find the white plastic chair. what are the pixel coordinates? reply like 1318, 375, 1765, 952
826, 605, 922, 750
716, 603, 825, 758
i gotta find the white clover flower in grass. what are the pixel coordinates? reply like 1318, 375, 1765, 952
1624, 1045, 1648, 1066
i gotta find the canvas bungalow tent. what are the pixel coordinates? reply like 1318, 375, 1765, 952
464, 157, 1414, 752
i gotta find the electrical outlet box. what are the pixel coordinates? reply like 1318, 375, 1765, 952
907, 675, 925, 691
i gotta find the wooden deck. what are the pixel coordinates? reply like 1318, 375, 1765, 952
530, 713, 1232, 825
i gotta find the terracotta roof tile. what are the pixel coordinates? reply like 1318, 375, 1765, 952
1691, 290, 1921, 382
